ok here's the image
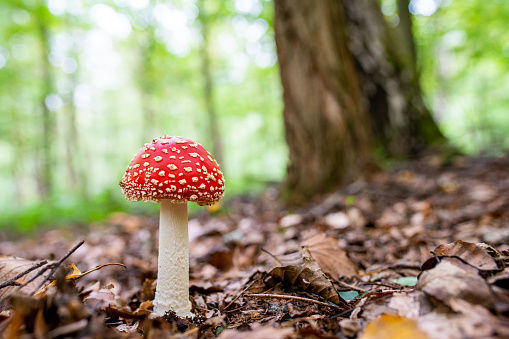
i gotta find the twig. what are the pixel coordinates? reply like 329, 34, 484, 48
244, 293, 346, 310
261, 248, 283, 266
0, 241, 85, 305
0, 260, 48, 290
358, 281, 403, 289
336, 280, 367, 293
30, 240, 85, 295
223, 280, 256, 311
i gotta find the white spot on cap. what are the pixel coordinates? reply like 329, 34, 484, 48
151, 179, 159, 185
154, 156, 163, 162
179, 179, 186, 185
142, 153, 150, 159
184, 167, 192, 172
189, 153, 199, 158
190, 195, 197, 200
143, 162, 149, 167
199, 183, 206, 189
192, 177, 198, 182
168, 164, 177, 170
158, 170, 165, 177
207, 155, 214, 162
162, 149, 168, 153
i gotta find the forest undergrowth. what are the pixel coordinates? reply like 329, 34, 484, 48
1, 154, 509, 338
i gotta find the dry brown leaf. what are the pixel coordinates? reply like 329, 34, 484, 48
433, 240, 502, 271
360, 314, 428, 339
268, 247, 348, 308
417, 257, 494, 309
303, 233, 358, 278
219, 323, 294, 339
0, 255, 49, 300
83, 288, 115, 310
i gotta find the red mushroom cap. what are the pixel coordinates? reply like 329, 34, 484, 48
120, 136, 225, 206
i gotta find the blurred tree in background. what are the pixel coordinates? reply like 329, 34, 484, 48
0, 0, 508, 229
275, 0, 443, 204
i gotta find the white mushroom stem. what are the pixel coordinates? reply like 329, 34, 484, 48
153, 200, 194, 317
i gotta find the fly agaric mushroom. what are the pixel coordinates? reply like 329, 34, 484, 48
120, 136, 225, 317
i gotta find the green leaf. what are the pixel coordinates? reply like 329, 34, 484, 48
338, 291, 359, 300
393, 276, 418, 287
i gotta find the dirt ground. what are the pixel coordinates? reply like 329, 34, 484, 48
1, 154, 509, 338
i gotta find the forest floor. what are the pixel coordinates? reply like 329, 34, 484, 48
1, 154, 509, 338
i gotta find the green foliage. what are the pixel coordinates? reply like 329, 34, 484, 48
1, 0, 507, 230
0, 0, 283, 231
0, 190, 132, 232
411, 0, 509, 154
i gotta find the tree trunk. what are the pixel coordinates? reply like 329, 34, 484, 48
275, 0, 445, 204
274, 0, 374, 205
36, 15, 54, 200
344, 0, 444, 155
198, 4, 224, 167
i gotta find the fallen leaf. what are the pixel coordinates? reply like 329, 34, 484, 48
219, 323, 294, 339
339, 291, 359, 300
83, 288, 115, 310
417, 257, 494, 309
303, 233, 358, 278
279, 214, 303, 227
323, 212, 350, 229
35, 263, 126, 297
0, 256, 49, 300
268, 247, 348, 308
360, 314, 428, 339
393, 276, 418, 287
424, 240, 502, 273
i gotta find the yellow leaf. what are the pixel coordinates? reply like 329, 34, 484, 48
34, 263, 127, 297
360, 314, 428, 339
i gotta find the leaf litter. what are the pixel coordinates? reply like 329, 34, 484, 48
1, 156, 509, 338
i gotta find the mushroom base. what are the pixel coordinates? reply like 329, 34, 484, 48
153, 200, 194, 318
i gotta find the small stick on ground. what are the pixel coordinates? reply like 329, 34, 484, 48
0, 241, 85, 305
336, 280, 367, 293
261, 248, 283, 266
30, 240, 85, 295
358, 281, 403, 289
244, 293, 346, 310
223, 280, 257, 311
0, 260, 48, 290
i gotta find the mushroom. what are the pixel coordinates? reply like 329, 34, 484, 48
120, 136, 225, 317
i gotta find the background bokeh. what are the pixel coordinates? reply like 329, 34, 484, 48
0, 0, 508, 230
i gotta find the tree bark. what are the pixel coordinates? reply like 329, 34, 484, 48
344, 0, 444, 155
275, 0, 445, 204
36, 14, 54, 200
198, 4, 224, 167
274, 0, 374, 205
